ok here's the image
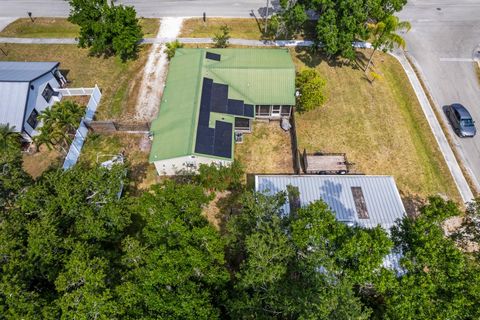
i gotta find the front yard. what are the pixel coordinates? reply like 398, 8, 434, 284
292, 48, 460, 201
0, 18, 159, 38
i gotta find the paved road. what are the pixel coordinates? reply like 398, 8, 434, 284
0, 0, 270, 18
398, 0, 480, 193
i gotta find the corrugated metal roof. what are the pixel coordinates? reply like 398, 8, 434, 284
255, 175, 406, 232
0, 82, 29, 131
149, 48, 295, 162
0, 61, 58, 82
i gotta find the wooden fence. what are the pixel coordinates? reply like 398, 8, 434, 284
87, 121, 150, 133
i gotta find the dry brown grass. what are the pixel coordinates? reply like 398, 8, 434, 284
80, 132, 160, 190
235, 121, 294, 174
22, 147, 62, 178
0, 44, 149, 120
292, 48, 460, 202
0, 18, 159, 38
180, 18, 263, 39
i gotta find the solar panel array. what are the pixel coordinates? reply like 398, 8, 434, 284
206, 52, 221, 61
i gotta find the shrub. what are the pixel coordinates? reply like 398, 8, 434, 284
164, 40, 184, 60
212, 25, 231, 48
295, 68, 327, 113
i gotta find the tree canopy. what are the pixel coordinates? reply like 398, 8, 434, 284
68, 0, 143, 61
1, 156, 480, 319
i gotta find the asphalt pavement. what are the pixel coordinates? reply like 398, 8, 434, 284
0, 0, 270, 18
398, 0, 480, 193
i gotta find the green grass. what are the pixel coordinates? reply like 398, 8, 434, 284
0, 18, 159, 38
0, 44, 149, 119
292, 48, 460, 202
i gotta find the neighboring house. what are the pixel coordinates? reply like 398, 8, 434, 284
0, 61, 67, 139
149, 48, 296, 175
255, 174, 407, 273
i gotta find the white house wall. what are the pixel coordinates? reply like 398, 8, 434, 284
154, 155, 232, 176
24, 70, 61, 137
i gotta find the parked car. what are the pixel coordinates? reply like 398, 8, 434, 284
445, 103, 477, 137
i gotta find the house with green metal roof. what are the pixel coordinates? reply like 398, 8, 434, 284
149, 48, 295, 175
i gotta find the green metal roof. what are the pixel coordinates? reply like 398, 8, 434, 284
149, 48, 295, 162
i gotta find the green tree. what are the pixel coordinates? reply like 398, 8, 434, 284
226, 191, 392, 318
212, 25, 231, 48
375, 197, 480, 319
116, 181, 229, 319
68, 0, 143, 61
365, 15, 411, 72
196, 161, 244, 191
35, 100, 84, 152
267, 0, 308, 39
164, 40, 184, 60
0, 124, 20, 153
0, 164, 128, 318
295, 68, 327, 112
305, 0, 407, 60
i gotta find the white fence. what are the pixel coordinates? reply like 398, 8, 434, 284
62, 85, 102, 170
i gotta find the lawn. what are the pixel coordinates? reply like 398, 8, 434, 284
0, 18, 159, 38
179, 18, 316, 40
292, 48, 460, 202
235, 121, 294, 174
1, 44, 149, 120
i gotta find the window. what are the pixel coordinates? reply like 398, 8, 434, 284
41, 83, 54, 102
235, 117, 251, 130
255, 105, 270, 116
281, 105, 291, 116
461, 118, 475, 127
272, 105, 281, 115
27, 109, 39, 129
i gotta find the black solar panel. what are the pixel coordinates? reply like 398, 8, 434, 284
226, 99, 244, 116
195, 126, 215, 154
244, 104, 254, 117
211, 83, 228, 113
198, 78, 213, 126
213, 121, 233, 158
206, 52, 221, 61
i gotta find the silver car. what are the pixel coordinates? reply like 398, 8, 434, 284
445, 103, 476, 137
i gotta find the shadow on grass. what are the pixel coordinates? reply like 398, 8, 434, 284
400, 192, 426, 218
293, 46, 358, 69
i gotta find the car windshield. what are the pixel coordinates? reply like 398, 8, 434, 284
461, 119, 475, 127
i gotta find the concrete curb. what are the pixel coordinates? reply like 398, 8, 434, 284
389, 50, 474, 203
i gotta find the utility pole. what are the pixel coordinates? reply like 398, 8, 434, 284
264, 0, 269, 34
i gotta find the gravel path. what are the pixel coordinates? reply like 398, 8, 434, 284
134, 17, 184, 121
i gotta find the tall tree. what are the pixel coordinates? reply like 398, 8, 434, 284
116, 181, 229, 319
68, 0, 143, 61
0, 123, 20, 153
365, 15, 411, 72
226, 191, 392, 319
375, 197, 480, 319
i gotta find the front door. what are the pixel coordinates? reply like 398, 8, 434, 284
271, 105, 281, 117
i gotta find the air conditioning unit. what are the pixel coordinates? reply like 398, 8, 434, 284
235, 132, 244, 143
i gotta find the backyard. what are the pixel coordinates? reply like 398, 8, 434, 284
291, 48, 460, 201
235, 121, 294, 174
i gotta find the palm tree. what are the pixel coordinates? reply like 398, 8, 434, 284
0, 123, 20, 152
365, 16, 411, 72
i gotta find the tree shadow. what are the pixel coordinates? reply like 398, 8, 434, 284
293, 46, 354, 69
215, 189, 245, 235
400, 192, 426, 218
128, 161, 148, 195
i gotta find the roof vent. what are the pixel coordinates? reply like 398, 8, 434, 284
351, 186, 369, 219
206, 52, 221, 61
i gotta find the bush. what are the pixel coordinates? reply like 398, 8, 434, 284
295, 68, 327, 113
164, 40, 184, 60
212, 25, 231, 48
196, 161, 244, 191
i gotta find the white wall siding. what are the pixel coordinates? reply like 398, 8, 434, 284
24, 71, 60, 136
154, 155, 232, 176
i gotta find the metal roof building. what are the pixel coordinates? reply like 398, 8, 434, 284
149, 48, 295, 164
0, 61, 59, 132
255, 175, 406, 232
